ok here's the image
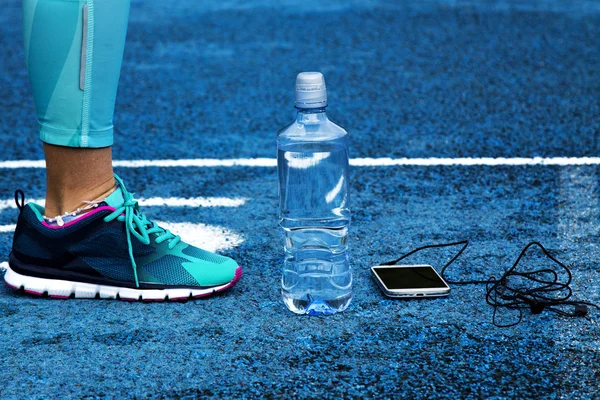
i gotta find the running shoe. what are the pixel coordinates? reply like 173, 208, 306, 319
4, 174, 242, 301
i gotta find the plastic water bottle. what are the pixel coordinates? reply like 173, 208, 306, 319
277, 72, 352, 315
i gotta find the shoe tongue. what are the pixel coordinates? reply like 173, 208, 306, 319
103, 187, 125, 208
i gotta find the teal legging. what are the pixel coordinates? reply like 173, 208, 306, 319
23, 0, 130, 148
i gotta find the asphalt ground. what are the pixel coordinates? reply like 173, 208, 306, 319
1, 0, 599, 398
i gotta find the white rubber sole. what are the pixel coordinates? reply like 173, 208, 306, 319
3, 264, 242, 302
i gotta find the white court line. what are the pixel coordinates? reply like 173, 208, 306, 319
0, 224, 15, 233
157, 221, 243, 252
0, 196, 247, 212
3, 157, 600, 169
349, 157, 600, 166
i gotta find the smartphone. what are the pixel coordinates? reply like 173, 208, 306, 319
371, 264, 450, 298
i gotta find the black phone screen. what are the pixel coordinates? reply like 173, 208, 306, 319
373, 266, 448, 289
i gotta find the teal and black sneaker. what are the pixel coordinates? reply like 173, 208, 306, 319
4, 174, 242, 301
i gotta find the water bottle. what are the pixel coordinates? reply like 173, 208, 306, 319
277, 72, 352, 315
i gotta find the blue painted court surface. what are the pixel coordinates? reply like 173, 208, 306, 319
1, 0, 600, 398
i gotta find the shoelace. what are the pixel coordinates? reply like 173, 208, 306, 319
103, 179, 180, 287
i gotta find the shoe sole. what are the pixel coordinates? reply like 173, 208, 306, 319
3, 264, 242, 302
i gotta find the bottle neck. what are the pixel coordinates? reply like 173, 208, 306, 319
295, 107, 328, 123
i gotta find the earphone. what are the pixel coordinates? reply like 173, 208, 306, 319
383, 240, 599, 327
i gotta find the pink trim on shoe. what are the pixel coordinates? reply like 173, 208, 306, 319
41, 206, 116, 230
4, 281, 20, 291
119, 297, 139, 302
169, 296, 190, 302
49, 294, 70, 299
192, 266, 243, 299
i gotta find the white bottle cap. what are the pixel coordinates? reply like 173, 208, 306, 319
295, 72, 327, 109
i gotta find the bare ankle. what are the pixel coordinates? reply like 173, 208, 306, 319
44, 175, 116, 217
43, 143, 115, 217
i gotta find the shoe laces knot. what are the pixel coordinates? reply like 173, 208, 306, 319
103, 181, 180, 288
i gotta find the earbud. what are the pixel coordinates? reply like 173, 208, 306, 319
526, 299, 546, 315
574, 304, 588, 317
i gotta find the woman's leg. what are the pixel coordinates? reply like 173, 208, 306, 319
8, 0, 242, 300
22, 0, 130, 216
